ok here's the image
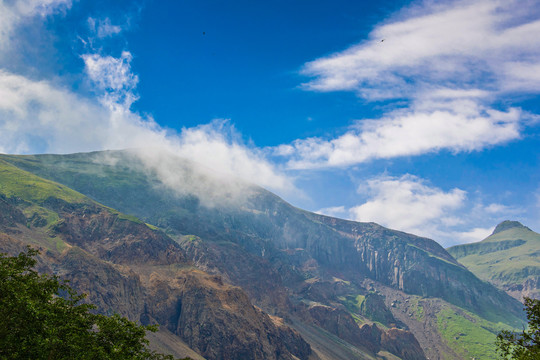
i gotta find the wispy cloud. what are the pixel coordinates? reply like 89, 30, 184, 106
301, 0, 540, 97
82, 51, 139, 109
0, 2, 295, 202
281, 96, 522, 169
0, 0, 72, 49
87, 17, 122, 38
278, 0, 540, 169
315, 206, 347, 218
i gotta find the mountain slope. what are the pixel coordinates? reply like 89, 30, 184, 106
448, 220, 540, 301
0, 150, 527, 359
0, 151, 522, 317
0, 158, 312, 360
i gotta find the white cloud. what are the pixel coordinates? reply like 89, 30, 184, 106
78, 50, 295, 195
349, 175, 466, 236
315, 206, 347, 218
484, 203, 512, 214
301, 0, 540, 98
0, 0, 71, 49
82, 51, 139, 110
450, 227, 494, 244
0, 70, 109, 154
88, 17, 122, 38
172, 121, 294, 192
283, 98, 521, 169
0, 70, 294, 198
279, 0, 539, 169
314, 174, 524, 246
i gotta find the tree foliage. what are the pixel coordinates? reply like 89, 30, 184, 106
497, 297, 540, 359
0, 247, 186, 360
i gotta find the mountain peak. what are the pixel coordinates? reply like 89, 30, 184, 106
492, 220, 530, 235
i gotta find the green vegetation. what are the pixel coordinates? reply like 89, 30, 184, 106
339, 294, 366, 323
497, 297, 540, 359
0, 159, 87, 205
0, 151, 529, 359
0, 153, 190, 236
0, 247, 187, 360
437, 305, 515, 360
408, 298, 425, 322
340, 294, 365, 313
0, 158, 158, 235
447, 223, 540, 289
22, 205, 60, 227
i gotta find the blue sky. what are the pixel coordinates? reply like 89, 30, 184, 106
1, 0, 539, 246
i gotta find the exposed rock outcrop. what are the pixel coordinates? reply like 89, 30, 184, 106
0, 161, 313, 360
381, 328, 425, 360
0, 151, 528, 359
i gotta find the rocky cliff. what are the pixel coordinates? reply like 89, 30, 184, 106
0, 151, 528, 359
0, 159, 311, 360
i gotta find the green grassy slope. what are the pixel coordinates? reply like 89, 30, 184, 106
435, 302, 514, 360
0, 158, 154, 247
448, 221, 540, 300
0, 159, 88, 205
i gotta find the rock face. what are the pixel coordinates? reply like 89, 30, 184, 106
381, 328, 425, 360
359, 293, 397, 326
0, 151, 529, 359
307, 304, 378, 353
148, 270, 310, 360
0, 159, 311, 360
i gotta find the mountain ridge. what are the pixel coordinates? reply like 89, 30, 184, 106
0, 150, 527, 359
492, 220, 531, 235
0, 158, 312, 360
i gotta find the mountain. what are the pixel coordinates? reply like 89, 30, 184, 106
0, 150, 527, 360
448, 220, 540, 301
0, 158, 310, 360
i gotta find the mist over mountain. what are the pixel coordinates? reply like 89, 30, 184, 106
0, 150, 528, 360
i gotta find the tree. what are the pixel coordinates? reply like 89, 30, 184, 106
0, 247, 187, 360
497, 297, 540, 359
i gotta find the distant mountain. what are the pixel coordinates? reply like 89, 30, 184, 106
448, 220, 540, 301
0, 150, 528, 360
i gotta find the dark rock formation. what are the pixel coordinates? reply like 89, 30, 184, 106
381, 328, 425, 360
359, 293, 397, 327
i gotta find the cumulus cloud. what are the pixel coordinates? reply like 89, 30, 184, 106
277, 0, 539, 169
314, 174, 525, 246
450, 227, 493, 244
349, 175, 466, 235
0, 69, 294, 200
